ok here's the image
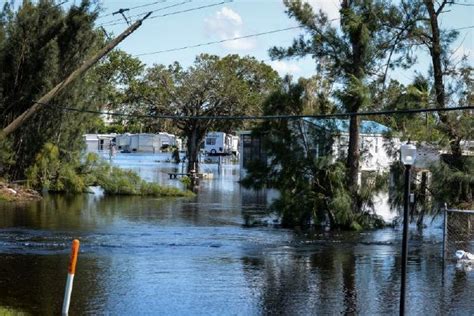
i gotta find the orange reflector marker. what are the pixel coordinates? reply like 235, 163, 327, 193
62, 239, 80, 315
68, 239, 80, 274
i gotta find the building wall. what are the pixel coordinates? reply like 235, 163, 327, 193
332, 134, 399, 172
237, 127, 400, 222
239, 131, 266, 179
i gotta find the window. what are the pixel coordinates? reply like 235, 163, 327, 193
206, 138, 216, 145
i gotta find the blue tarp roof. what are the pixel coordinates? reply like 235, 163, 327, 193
303, 118, 390, 134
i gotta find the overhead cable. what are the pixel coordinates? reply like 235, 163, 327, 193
39, 101, 474, 121
99, 1, 191, 26
101, 0, 232, 27
453, 25, 474, 31
133, 16, 339, 56
135, 26, 304, 56
97, 0, 168, 19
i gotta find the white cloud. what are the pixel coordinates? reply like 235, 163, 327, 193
305, 0, 340, 21
219, 7, 243, 25
269, 60, 302, 76
204, 7, 256, 51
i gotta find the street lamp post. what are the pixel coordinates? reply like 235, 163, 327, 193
400, 143, 416, 316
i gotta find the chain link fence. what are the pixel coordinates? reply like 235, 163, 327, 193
443, 208, 474, 260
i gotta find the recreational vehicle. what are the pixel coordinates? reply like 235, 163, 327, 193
204, 132, 234, 155
83, 134, 116, 153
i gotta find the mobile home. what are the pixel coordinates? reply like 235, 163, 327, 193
129, 134, 160, 153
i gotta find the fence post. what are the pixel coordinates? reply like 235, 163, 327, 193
442, 203, 448, 261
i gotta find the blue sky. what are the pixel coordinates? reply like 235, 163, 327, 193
97, 0, 473, 84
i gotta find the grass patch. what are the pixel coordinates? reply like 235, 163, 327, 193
26, 144, 193, 198
97, 166, 194, 197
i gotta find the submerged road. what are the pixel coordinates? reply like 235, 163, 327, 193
0, 153, 472, 315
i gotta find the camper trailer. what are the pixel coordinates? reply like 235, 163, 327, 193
158, 132, 177, 150
83, 134, 116, 153
204, 132, 234, 155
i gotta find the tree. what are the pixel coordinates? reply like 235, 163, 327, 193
0, 0, 103, 179
397, 0, 472, 159
137, 54, 280, 173
387, 0, 474, 207
270, 0, 416, 211
91, 49, 146, 132
242, 76, 384, 229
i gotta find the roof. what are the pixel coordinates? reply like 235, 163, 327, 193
83, 133, 116, 140
303, 118, 390, 135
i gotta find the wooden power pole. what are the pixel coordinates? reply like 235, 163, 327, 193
2, 12, 152, 136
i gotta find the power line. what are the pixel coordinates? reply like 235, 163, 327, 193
99, 1, 191, 27
133, 17, 339, 56
98, 0, 168, 19
453, 25, 474, 31
451, 1, 474, 7
135, 26, 303, 56
147, 0, 232, 20
40, 101, 474, 121
101, 0, 232, 27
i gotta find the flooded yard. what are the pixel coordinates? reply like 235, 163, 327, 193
0, 153, 472, 315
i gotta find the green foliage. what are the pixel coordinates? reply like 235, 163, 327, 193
95, 165, 192, 197
91, 49, 148, 132
26, 143, 87, 193
26, 143, 192, 197
430, 157, 474, 209
180, 176, 191, 187
135, 54, 280, 172
243, 79, 384, 230
389, 156, 473, 226
0, 1, 105, 179
271, 0, 415, 209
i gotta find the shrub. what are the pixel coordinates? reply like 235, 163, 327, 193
26, 144, 193, 198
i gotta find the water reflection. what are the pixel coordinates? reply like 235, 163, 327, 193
0, 155, 473, 314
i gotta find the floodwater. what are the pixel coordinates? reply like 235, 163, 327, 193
0, 153, 473, 315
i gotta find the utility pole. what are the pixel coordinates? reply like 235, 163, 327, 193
112, 8, 131, 25
2, 12, 152, 136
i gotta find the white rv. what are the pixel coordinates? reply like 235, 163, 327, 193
83, 134, 116, 153
158, 132, 177, 150
204, 132, 234, 155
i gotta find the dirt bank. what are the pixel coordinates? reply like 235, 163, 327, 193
0, 182, 42, 202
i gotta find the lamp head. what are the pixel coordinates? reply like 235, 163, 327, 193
400, 143, 416, 166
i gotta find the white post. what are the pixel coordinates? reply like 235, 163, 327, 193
62, 239, 80, 315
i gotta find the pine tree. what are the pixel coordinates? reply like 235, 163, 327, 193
270, 0, 417, 212
0, 0, 103, 179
